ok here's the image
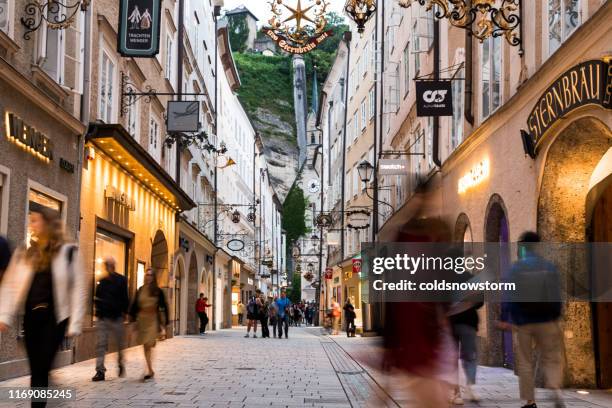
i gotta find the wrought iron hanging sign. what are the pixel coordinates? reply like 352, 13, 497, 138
21, 0, 89, 40
263, 0, 332, 54
344, 0, 376, 34
411, 0, 523, 54
118, 0, 161, 57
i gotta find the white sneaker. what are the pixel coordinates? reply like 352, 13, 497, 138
464, 385, 480, 402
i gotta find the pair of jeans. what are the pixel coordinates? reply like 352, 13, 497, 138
24, 308, 68, 408
198, 312, 208, 333
95, 317, 126, 373
515, 321, 564, 401
269, 317, 277, 337
277, 315, 289, 338
238, 313, 243, 325
451, 323, 478, 385
260, 316, 269, 338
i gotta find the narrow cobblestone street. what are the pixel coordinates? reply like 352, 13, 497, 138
1, 327, 611, 408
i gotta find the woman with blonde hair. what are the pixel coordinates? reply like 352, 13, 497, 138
129, 267, 168, 381
0, 206, 87, 406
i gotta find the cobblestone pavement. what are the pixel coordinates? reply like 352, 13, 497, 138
1, 327, 611, 407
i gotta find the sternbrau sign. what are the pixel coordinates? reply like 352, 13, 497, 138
524, 59, 612, 153
118, 0, 161, 57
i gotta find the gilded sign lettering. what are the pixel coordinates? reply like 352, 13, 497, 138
5, 112, 53, 161
523, 59, 611, 155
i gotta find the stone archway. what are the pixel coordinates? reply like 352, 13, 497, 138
537, 116, 612, 387
454, 213, 473, 243
151, 230, 169, 287
187, 251, 198, 334
482, 194, 511, 368
173, 256, 185, 336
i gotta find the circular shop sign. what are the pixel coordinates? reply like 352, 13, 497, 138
227, 239, 245, 252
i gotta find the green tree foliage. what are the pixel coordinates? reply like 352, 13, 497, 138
227, 14, 249, 53
287, 272, 302, 304
282, 184, 310, 246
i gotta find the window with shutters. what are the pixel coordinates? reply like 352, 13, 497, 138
126, 83, 139, 138
360, 100, 367, 131
402, 44, 410, 98
352, 165, 359, 198
149, 116, 160, 161
165, 34, 173, 81
39, 7, 65, 83
353, 112, 359, 142
0, 0, 12, 35
98, 49, 116, 123
451, 66, 465, 150
412, 19, 420, 75
547, 0, 581, 56
481, 35, 502, 119
368, 87, 375, 120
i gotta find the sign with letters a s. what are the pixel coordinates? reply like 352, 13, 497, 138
118, 0, 161, 57
416, 80, 453, 117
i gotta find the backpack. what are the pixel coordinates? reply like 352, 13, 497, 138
247, 300, 256, 315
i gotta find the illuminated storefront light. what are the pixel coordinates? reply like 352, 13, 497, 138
458, 158, 490, 194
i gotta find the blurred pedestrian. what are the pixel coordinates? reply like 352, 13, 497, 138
92, 257, 129, 382
269, 297, 278, 338
343, 299, 356, 337
259, 293, 270, 338
275, 290, 291, 339
0, 235, 11, 282
195, 293, 211, 335
244, 290, 260, 338
237, 301, 245, 325
499, 231, 564, 408
0, 207, 87, 407
129, 268, 169, 381
330, 297, 341, 335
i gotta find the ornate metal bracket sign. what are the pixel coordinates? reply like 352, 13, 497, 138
263, 0, 331, 54
21, 0, 89, 40
118, 0, 161, 57
414, 0, 523, 54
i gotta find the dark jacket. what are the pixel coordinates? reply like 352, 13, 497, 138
94, 272, 129, 319
129, 285, 169, 327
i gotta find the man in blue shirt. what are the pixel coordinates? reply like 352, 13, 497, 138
275, 289, 291, 339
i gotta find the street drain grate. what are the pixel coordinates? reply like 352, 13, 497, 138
235, 367, 256, 370
337, 370, 364, 375
164, 392, 186, 396
153, 402, 174, 405
304, 398, 348, 404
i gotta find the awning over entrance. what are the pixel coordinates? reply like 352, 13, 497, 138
86, 123, 195, 211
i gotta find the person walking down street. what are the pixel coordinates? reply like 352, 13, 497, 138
196, 294, 211, 335
268, 297, 278, 338
129, 268, 169, 381
275, 290, 291, 339
343, 299, 356, 337
499, 231, 565, 408
244, 291, 260, 338
92, 257, 129, 382
259, 294, 270, 338
237, 301, 245, 325
0, 207, 87, 407
330, 297, 341, 335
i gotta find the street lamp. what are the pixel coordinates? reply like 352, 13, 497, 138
357, 160, 374, 183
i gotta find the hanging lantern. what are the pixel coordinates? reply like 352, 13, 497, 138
231, 209, 240, 223
345, 0, 377, 34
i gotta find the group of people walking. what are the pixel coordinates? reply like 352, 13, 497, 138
239, 289, 292, 339
0, 207, 170, 406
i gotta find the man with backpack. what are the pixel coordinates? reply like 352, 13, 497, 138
499, 232, 565, 408
244, 290, 261, 338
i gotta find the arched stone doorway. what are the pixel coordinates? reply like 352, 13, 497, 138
484, 194, 511, 368
537, 116, 612, 387
174, 257, 185, 336
151, 230, 169, 287
187, 252, 198, 334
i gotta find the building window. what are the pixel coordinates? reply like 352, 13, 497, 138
0, 0, 11, 34
481, 35, 501, 119
27, 188, 64, 245
403, 44, 410, 98
548, 0, 581, 55
369, 87, 375, 120
149, 116, 160, 160
370, 31, 376, 73
126, 84, 139, 138
426, 117, 434, 169
353, 112, 359, 142
451, 66, 465, 150
412, 19, 420, 75
360, 100, 367, 131
99, 50, 115, 123
165, 34, 173, 81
